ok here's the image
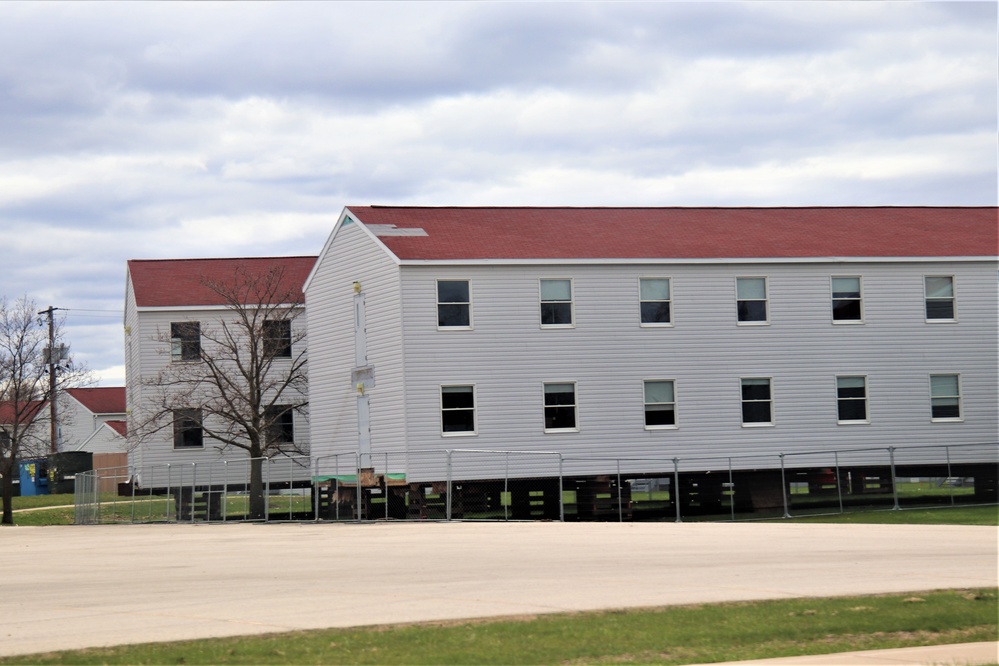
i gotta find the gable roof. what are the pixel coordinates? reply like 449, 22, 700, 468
128, 256, 318, 308
104, 420, 127, 437
0, 400, 46, 426
343, 206, 997, 262
65, 387, 126, 415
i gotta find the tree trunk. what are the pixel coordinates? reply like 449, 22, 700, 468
1, 460, 14, 525
249, 456, 265, 520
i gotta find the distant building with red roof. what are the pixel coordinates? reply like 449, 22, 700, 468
60, 387, 127, 454
303, 206, 998, 518
124, 256, 316, 483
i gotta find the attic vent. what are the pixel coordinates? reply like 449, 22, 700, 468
368, 224, 428, 237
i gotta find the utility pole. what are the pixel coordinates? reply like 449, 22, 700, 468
38, 306, 64, 455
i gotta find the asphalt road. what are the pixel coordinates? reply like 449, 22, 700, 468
1, 522, 995, 657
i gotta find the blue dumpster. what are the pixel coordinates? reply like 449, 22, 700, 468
19, 459, 49, 496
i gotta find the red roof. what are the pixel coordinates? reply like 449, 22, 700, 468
128, 256, 318, 307
105, 420, 127, 437
65, 387, 126, 415
344, 207, 998, 261
0, 400, 46, 425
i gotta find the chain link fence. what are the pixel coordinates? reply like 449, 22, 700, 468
75, 442, 997, 524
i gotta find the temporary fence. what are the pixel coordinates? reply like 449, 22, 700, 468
74, 441, 997, 524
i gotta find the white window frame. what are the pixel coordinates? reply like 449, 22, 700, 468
436, 279, 473, 330
440, 384, 477, 436
539, 278, 574, 329
736, 277, 769, 325
740, 377, 774, 427
543, 381, 578, 432
639, 277, 673, 327
929, 374, 963, 422
835, 375, 869, 424
643, 379, 678, 430
924, 275, 957, 323
831, 276, 864, 324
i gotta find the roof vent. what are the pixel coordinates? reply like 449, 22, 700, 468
368, 224, 428, 237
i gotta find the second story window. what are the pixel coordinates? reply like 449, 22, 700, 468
437, 280, 471, 328
736, 277, 768, 324
540, 279, 573, 327
639, 278, 672, 325
170, 322, 200, 362
831, 276, 863, 322
925, 276, 955, 321
263, 319, 292, 358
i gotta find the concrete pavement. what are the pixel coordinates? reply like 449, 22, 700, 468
0, 522, 996, 659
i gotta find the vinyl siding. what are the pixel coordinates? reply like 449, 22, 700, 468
395, 260, 997, 478
306, 221, 406, 473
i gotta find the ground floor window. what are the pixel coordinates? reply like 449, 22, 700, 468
741, 378, 773, 425
836, 376, 868, 423
172, 408, 203, 448
644, 380, 676, 428
441, 385, 476, 434
930, 374, 962, 420
544, 382, 577, 431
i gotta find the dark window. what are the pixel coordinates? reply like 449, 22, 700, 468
265, 405, 294, 444
170, 322, 201, 362
172, 409, 203, 448
736, 278, 768, 323
441, 386, 475, 434
540, 279, 573, 326
930, 375, 961, 420
544, 382, 577, 430
741, 378, 772, 424
437, 280, 471, 328
640, 278, 671, 325
832, 277, 863, 322
925, 276, 955, 320
644, 380, 676, 427
836, 376, 868, 422
263, 319, 292, 358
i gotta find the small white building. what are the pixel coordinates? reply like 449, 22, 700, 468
59, 387, 127, 454
304, 206, 998, 517
124, 256, 316, 491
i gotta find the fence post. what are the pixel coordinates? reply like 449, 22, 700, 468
558, 454, 564, 523
446, 450, 453, 522
834, 451, 844, 514
504, 452, 510, 522
222, 460, 229, 522
130, 467, 137, 524
616, 459, 623, 523
728, 457, 735, 522
779, 454, 790, 519
166, 464, 172, 521
888, 447, 900, 510
673, 458, 682, 523
264, 457, 270, 523
384, 452, 389, 521
355, 454, 362, 522
945, 446, 954, 506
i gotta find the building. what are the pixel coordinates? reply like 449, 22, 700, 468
124, 256, 316, 492
59, 387, 127, 454
304, 206, 998, 518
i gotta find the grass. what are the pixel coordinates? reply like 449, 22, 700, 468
782, 504, 998, 526
5, 589, 996, 665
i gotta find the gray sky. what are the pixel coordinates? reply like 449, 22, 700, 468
1, 1, 996, 386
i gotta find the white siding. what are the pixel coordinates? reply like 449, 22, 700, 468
306, 220, 406, 474
394, 261, 997, 477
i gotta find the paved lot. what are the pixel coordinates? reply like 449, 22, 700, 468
0, 522, 996, 657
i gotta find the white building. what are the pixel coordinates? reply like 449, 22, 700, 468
125, 256, 316, 491
304, 206, 998, 517
59, 387, 127, 454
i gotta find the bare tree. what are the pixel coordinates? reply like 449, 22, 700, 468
134, 265, 309, 519
0, 297, 89, 524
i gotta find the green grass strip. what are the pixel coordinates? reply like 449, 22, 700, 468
7, 589, 996, 665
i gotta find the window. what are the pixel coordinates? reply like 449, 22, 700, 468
644, 380, 676, 428
741, 378, 773, 425
543, 382, 577, 431
836, 376, 868, 423
925, 276, 955, 321
170, 322, 200, 362
437, 280, 471, 328
263, 319, 292, 358
832, 276, 863, 322
930, 374, 962, 420
265, 405, 294, 444
172, 408, 203, 448
639, 278, 671, 325
441, 385, 476, 435
736, 277, 768, 324
540, 279, 573, 327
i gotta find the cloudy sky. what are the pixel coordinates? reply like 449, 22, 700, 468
1, 1, 996, 386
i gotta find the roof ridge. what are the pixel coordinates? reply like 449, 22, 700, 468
361, 205, 998, 211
